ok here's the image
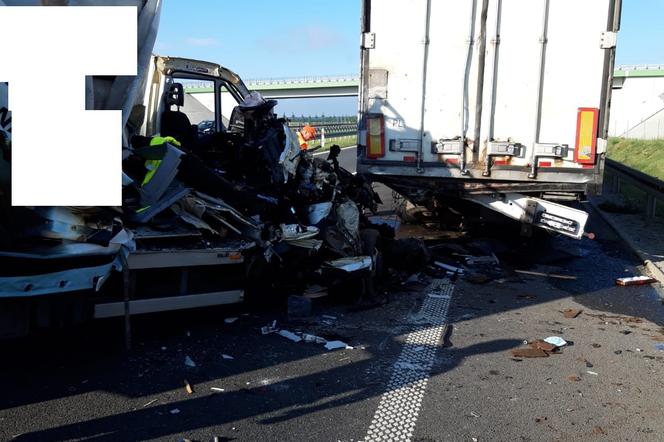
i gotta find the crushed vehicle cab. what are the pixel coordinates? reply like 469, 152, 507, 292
0, 52, 414, 339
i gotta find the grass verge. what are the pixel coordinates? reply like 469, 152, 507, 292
607, 138, 664, 181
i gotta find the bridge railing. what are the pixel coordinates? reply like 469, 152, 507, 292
288, 123, 358, 138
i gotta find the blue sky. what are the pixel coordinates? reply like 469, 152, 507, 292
155, 0, 663, 116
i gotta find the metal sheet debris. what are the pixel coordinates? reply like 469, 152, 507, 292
278, 330, 303, 343
324, 340, 353, 351
615, 275, 657, 286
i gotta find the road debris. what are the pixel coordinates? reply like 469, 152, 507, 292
324, 340, 353, 351
184, 356, 197, 368
543, 336, 567, 347
511, 348, 549, 358
142, 399, 158, 407
169, 408, 181, 415
593, 426, 607, 436
562, 308, 582, 319
586, 371, 599, 376
654, 344, 664, 351
434, 261, 464, 274
515, 270, 577, 280
261, 320, 278, 335
278, 330, 303, 343
210, 387, 225, 393
184, 380, 194, 394
616, 275, 657, 286
530, 339, 557, 352
224, 317, 238, 324
567, 375, 581, 382
302, 333, 327, 344
222, 354, 234, 360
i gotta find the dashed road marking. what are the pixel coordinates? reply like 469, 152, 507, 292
364, 278, 453, 442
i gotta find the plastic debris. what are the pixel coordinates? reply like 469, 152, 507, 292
434, 261, 464, 274
586, 370, 598, 376
184, 379, 194, 394
324, 340, 353, 350
222, 354, 234, 360
567, 375, 581, 382
184, 356, 197, 368
302, 333, 327, 344
278, 329, 303, 343
210, 387, 225, 392
321, 314, 337, 321
224, 317, 238, 324
654, 344, 664, 352
616, 275, 657, 286
261, 320, 278, 335
543, 336, 567, 347
142, 399, 158, 407
170, 408, 181, 415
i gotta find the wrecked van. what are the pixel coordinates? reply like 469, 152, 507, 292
0, 51, 409, 339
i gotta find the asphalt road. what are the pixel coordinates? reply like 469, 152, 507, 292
2, 157, 664, 441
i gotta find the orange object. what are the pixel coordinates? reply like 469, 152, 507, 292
298, 125, 316, 150
300, 124, 316, 140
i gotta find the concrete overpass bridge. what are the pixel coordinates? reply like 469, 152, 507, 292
183, 66, 664, 138
184, 75, 359, 100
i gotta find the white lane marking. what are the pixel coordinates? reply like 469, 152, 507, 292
364, 278, 453, 442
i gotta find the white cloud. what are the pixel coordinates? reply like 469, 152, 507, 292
186, 37, 219, 47
255, 24, 345, 53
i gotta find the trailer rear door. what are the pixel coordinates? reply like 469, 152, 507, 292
359, 0, 620, 193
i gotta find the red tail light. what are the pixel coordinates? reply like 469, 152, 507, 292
574, 108, 599, 164
366, 114, 385, 159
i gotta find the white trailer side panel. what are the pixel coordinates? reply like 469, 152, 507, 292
359, 0, 619, 193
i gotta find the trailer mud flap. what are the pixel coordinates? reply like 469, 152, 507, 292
468, 193, 588, 239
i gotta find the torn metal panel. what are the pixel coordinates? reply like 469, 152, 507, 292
0, 262, 118, 298
139, 143, 185, 206
307, 202, 333, 225
0, 242, 121, 260
279, 124, 302, 181
133, 184, 190, 224
287, 238, 323, 251
323, 256, 373, 273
